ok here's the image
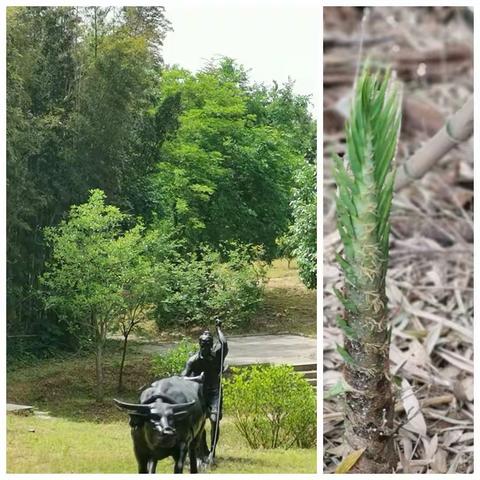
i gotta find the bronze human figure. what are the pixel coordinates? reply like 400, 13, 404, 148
182, 318, 228, 462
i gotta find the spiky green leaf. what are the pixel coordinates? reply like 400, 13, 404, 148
335, 315, 358, 339
337, 344, 354, 365
333, 64, 401, 336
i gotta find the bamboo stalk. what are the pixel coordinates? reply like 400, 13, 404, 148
395, 96, 473, 191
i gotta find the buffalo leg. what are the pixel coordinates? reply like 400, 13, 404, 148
147, 459, 157, 474
134, 449, 149, 474
173, 443, 187, 473
198, 429, 209, 462
136, 458, 148, 474
189, 442, 198, 474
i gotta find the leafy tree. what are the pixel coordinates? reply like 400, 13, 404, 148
153, 59, 313, 258
7, 7, 82, 344
121, 6, 172, 64
288, 161, 317, 289
247, 79, 316, 161
145, 225, 266, 330
116, 251, 156, 393
41, 190, 150, 400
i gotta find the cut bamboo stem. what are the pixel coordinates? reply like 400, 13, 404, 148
395, 96, 473, 191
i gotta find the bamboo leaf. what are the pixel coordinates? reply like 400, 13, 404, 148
335, 447, 366, 473
324, 379, 350, 400
335, 315, 357, 339
336, 344, 354, 365
333, 287, 359, 314
335, 253, 357, 285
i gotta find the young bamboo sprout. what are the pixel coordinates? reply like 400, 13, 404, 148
334, 66, 401, 473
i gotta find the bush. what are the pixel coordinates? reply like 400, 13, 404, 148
224, 364, 316, 449
150, 338, 197, 378
150, 240, 266, 330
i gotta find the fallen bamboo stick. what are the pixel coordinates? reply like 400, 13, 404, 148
395, 96, 473, 191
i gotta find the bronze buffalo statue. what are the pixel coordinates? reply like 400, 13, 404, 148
114, 374, 207, 474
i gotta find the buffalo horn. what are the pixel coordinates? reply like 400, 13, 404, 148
151, 393, 177, 404
114, 398, 151, 414
184, 372, 205, 383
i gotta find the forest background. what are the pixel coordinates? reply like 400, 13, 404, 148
6, 6, 316, 385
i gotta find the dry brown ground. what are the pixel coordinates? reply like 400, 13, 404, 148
323, 7, 473, 474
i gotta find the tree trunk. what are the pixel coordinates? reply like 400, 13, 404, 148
95, 340, 104, 402
93, 313, 104, 402
117, 332, 129, 393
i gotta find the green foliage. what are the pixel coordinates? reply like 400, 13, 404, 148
6, 7, 170, 354
40, 189, 154, 398
150, 339, 197, 378
287, 161, 317, 289
224, 365, 316, 449
152, 59, 314, 258
334, 66, 400, 337
41, 189, 146, 336
7, 7, 314, 359
147, 231, 266, 329
7, 6, 83, 350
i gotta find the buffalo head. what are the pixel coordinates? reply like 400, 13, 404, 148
114, 397, 195, 448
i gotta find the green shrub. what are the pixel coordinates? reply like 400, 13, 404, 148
151, 242, 266, 330
150, 338, 197, 378
224, 364, 316, 449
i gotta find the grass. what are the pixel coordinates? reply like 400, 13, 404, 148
248, 258, 316, 336
7, 344, 157, 422
7, 414, 315, 474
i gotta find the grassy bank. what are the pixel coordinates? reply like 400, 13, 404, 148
7, 327, 316, 473
7, 414, 315, 474
248, 258, 316, 336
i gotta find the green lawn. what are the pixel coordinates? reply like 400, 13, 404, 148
7, 414, 315, 474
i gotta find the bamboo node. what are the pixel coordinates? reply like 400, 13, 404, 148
445, 118, 464, 144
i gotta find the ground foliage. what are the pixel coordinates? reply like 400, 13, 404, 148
323, 6, 473, 473
150, 338, 197, 378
